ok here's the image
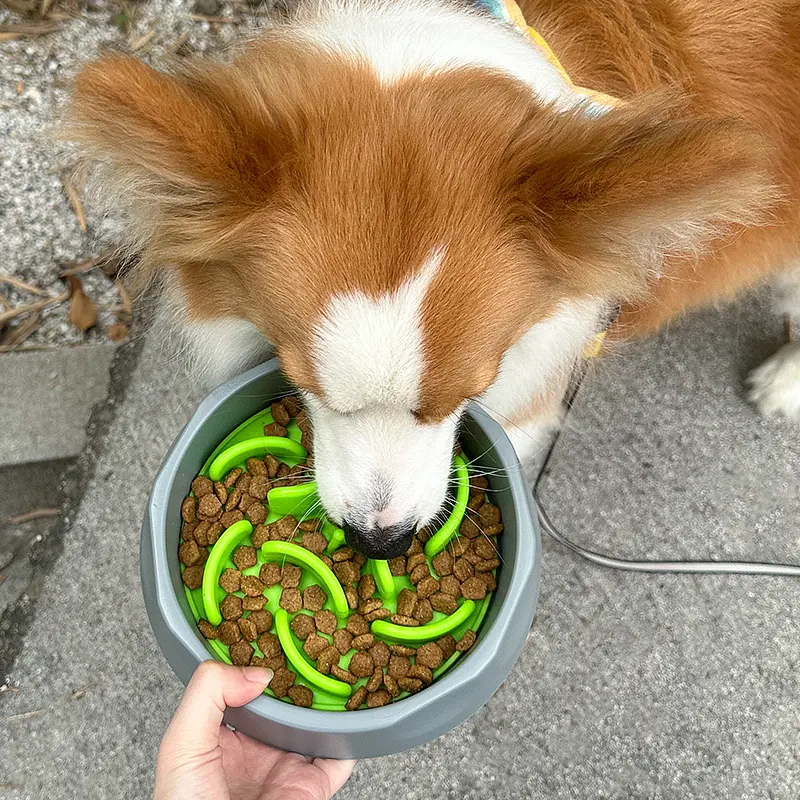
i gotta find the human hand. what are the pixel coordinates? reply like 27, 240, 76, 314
154, 661, 355, 800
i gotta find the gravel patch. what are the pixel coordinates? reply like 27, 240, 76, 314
0, 0, 280, 347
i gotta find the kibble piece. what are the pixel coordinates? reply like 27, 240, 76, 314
206, 522, 223, 545
388, 556, 407, 576
387, 654, 411, 679
333, 629, 354, 655
366, 690, 391, 708
192, 521, 211, 546
197, 494, 222, 520
242, 594, 268, 611
181, 496, 196, 523
481, 572, 497, 592
440, 575, 462, 598
396, 588, 418, 618
299, 518, 321, 533
351, 633, 375, 650
303, 585, 327, 612
215, 568, 241, 594
236, 473, 252, 493
179, 540, 202, 567
221, 510, 244, 529
280, 587, 302, 613
459, 517, 482, 539
332, 547, 354, 562
249, 609, 273, 633
214, 481, 228, 504
317, 646, 340, 675
478, 502, 501, 526
460, 576, 488, 600
282, 395, 303, 417
238, 617, 258, 641
430, 593, 458, 615
409, 664, 433, 685
467, 492, 485, 511
182, 565, 204, 589
406, 553, 427, 573
257, 632, 282, 658
383, 674, 400, 697
359, 598, 383, 615
366, 667, 383, 692
232, 546, 257, 570
416, 642, 444, 669
303, 633, 329, 660
330, 665, 357, 685
251, 525, 270, 549
453, 558, 474, 582
270, 667, 296, 698
280, 563, 302, 588
314, 609, 337, 636
484, 524, 504, 537
369, 641, 391, 668
239, 494, 256, 512
264, 422, 287, 438
241, 575, 266, 597
270, 401, 291, 427
259, 453, 278, 478
191, 476, 214, 497
301, 532, 328, 555
431, 551, 454, 576
264, 654, 287, 672
390, 614, 419, 627
476, 558, 500, 573
248, 476, 271, 501
333, 561, 360, 586
229, 640, 254, 666
198, 619, 219, 639
220, 594, 243, 621
357, 574, 376, 600
450, 538, 470, 557
364, 607, 391, 622
225, 487, 243, 511
344, 586, 359, 610
413, 598, 434, 624
456, 629, 477, 652
260, 562, 282, 586
219, 621, 241, 646
474, 538, 497, 560
416, 576, 440, 600
405, 538, 423, 556
287, 685, 313, 708
348, 651, 374, 678
389, 644, 416, 656
409, 564, 430, 585
246, 503, 268, 526
345, 686, 368, 711
246, 457, 268, 477
345, 614, 370, 637
181, 520, 198, 542
464, 549, 483, 566
250, 656, 267, 667
436, 634, 457, 660
196, 548, 210, 566
223, 468, 243, 488
398, 677, 423, 694
289, 613, 315, 641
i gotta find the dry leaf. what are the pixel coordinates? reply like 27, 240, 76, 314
68, 276, 97, 332
0, 312, 41, 348
108, 322, 129, 342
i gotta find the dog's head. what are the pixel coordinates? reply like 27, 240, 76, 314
71, 25, 771, 557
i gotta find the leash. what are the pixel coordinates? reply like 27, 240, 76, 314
533, 321, 800, 578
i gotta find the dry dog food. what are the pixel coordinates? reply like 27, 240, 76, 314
180, 395, 502, 709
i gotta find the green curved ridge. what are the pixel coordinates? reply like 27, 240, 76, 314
267, 480, 318, 518
260, 541, 349, 618
371, 559, 396, 602
201, 519, 254, 625
371, 599, 477, 643
208, 437, 307, 482
424, 454, 470, 558
274, 609, 353, 698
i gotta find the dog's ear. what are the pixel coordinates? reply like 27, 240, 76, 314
508, 93, 776, 299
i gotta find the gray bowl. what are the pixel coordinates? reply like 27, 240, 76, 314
140, 358, 540, 759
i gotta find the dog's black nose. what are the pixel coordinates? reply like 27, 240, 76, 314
342, 519, 415, 560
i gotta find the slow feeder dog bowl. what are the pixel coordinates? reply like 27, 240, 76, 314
141, 358, 540, 758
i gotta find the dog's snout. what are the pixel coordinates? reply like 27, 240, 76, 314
342, 518, 415, 560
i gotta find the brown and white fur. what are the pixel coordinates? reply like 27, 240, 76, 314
70, 0, 800, 558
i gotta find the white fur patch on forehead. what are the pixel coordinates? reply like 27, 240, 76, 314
312, 248, 443, 411
294, 0, 571, 105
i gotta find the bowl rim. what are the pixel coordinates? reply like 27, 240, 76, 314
146, 358, 538, 733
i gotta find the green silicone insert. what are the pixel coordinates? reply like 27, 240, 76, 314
261, 541, 349, 618
181, 406, 497, 711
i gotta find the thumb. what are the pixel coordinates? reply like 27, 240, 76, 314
161, 661, 273, 758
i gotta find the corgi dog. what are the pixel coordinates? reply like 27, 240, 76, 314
71, 0, 799, 558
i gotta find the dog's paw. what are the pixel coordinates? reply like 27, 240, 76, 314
747, 341, 800, 420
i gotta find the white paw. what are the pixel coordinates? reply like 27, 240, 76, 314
747, 341, 800, 419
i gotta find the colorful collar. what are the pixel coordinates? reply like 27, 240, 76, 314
474, 0, 623, 116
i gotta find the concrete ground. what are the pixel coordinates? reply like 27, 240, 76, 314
2, 289, 799, 799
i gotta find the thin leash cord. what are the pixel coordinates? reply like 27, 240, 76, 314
532, 349, 800, 578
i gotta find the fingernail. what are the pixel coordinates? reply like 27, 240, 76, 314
243, 666, 273, 684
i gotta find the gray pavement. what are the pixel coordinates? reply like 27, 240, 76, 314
2, 289, 799, 799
